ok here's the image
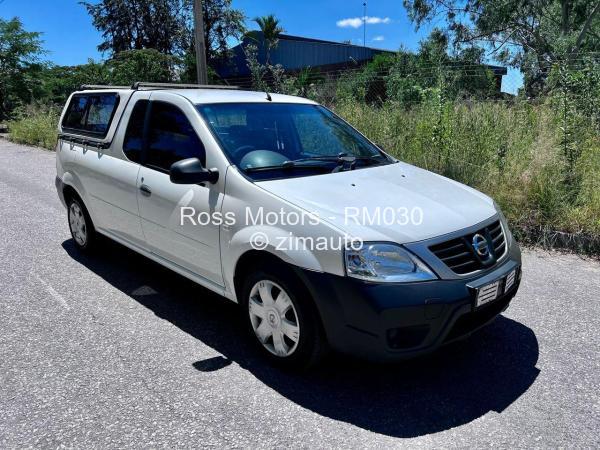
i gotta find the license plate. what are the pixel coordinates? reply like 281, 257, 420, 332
476, 280, 500, 307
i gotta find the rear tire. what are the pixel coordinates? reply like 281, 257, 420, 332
67, 196, 96, 252
241, 266, 327, 370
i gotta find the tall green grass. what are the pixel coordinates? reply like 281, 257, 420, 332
335, 99, 600, 250
8, 106, 59, 150
5, 99, 599, 252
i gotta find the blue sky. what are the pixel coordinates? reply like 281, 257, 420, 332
0, 0, 522, 93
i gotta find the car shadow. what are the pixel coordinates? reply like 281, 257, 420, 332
62, 237, 540, 438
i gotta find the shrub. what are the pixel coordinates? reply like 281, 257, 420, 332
8, 105, 59, 150
333, 98, 600, 249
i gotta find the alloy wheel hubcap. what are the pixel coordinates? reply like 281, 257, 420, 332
69, 203, 87, 246
248, 280, 300, 357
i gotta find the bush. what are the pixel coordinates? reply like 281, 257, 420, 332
333, 98, 600, 248
8, 105, 59, 150
108, 49, 178, 86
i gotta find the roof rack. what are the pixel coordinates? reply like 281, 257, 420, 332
133, 82, 239, 90
79, 85, 131, 90
79, 82, 240, 91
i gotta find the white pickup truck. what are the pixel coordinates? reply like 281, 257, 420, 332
55, 83, 521, 368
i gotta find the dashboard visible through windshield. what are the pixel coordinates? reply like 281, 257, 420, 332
197, 103, 392, 180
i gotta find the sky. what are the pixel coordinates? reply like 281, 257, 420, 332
0, 0, 522, 93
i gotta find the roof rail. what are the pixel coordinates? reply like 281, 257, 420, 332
79, 84, 131, 90
131, 82, 240, 90
78, 82, 240, 92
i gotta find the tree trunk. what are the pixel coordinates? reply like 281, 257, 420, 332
568, 1, 600, 62
561, 0, 570, 35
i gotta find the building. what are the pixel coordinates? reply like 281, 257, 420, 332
215, 32, 507, 92
216, 32, 395, 80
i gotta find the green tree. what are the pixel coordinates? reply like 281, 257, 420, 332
198, 0, 245, 63
40, 61, 111, 104
180, 0, 245, 82
0, 17, 44, 120
83, 0, 245, 79
81, 0, 189, 55
252, 14, 284, 64
403, 0, 600, 94
108, 49, 178, 84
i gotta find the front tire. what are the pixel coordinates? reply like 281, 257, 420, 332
241, 267, 326, 369
67, 197, 96, 252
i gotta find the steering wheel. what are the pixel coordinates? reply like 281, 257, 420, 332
231, 145, 256, 158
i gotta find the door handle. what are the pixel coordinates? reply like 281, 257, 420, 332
139, 184, 152, 196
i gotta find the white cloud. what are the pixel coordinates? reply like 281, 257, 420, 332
366, 16, 391, 25
372, 35, 385, 41
336, 16, 391, 29
337, 18, 363, 28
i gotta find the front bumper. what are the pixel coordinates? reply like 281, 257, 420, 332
294, 242, 522, 361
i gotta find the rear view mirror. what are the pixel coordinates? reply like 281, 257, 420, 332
170, 158, 219, 184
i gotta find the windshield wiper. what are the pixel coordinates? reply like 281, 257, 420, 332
242, 160, 334, 173
293, 153, 388, 166
242, 154, 390, 174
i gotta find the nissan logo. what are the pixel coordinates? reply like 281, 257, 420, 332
472, 233, 490, 258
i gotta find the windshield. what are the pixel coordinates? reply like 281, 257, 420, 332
197, 103, 391, 180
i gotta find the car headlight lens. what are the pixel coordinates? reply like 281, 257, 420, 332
345, 243, 437, 282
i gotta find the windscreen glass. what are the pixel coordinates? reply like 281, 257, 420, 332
198, 103, 390, 179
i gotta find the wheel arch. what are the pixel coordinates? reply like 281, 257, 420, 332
233, 250, 285, 303
62, 183, 82, 205
233, 249, 330, 348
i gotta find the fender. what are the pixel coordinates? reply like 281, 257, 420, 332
224, 225, 325, 301
59, 171, 99, 226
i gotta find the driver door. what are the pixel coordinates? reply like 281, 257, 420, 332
137, 97, 224, 286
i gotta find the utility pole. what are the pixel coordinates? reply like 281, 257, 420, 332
363, 2, 367, 47
193, 0, 208, 84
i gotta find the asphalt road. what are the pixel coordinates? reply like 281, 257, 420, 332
0, 139, 599, 448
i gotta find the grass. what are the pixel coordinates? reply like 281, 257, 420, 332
6, 98, 599, 254
334, 98, 600, 253
8, 106, 59, 150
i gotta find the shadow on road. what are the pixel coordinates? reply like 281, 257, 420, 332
63, 237, 540, 438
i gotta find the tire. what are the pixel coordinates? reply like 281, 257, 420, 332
67, 196, 96, 252
241, 266, 327, 370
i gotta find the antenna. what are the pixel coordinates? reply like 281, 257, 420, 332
363, 2, 367, 47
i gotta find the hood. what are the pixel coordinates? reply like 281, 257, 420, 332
256, 162, 497, 244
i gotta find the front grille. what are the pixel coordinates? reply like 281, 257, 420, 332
429, 220, 506, 275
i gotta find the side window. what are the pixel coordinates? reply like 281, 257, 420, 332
145, 101, 206, 172
86, 95, 118, 135
62, 96, 88, 130
61, 93, 120, 138
123, 100, 148, 163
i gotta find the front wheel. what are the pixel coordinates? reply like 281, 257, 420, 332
67, 197, 96, 251
242, 268, 326, 369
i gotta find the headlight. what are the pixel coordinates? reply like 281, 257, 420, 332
345, 243, 437, 282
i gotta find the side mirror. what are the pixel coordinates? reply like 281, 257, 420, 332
170, 158, 219, 185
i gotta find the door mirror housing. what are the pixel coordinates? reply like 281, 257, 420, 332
170, 158, 219, 184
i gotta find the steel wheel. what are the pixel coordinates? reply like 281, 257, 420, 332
69, 202, 87, 246
248, 280, 300, 357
